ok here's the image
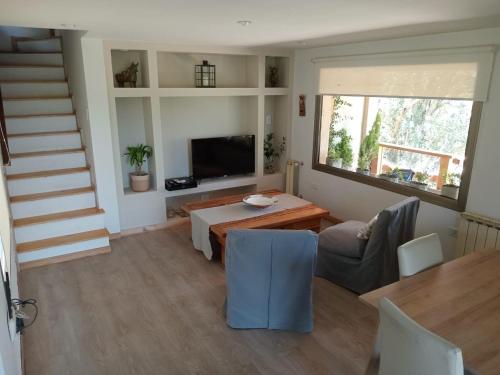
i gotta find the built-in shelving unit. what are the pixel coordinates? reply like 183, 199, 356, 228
157, 52, 259, 88
265, 56, 289, 88
111, 49, 149, 88
264, 95, 289, 175
115, 97, 156, 193
104, 42, 292, 230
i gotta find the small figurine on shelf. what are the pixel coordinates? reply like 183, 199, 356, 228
115, 62, 139, 88
268, 66, 279, 87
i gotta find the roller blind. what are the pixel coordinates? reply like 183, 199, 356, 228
313, 47, 496, 101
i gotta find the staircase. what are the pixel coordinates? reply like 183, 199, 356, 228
0, 36, 110, 269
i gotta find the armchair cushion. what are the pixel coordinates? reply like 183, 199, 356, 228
319, 221, 368, 259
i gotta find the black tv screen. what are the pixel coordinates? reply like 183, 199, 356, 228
191, 135, 255, 180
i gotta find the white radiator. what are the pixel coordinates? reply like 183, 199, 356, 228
456, 212, 500, 257
285, 160, 301, 196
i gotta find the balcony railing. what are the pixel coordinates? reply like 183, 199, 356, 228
374, 142, 452, 189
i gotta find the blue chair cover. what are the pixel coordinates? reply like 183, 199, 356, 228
225, 229, 318, 333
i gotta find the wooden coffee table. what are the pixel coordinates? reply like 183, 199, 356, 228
183, 189, 329, 265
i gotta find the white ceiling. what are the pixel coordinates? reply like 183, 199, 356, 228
1, 0, 500, 48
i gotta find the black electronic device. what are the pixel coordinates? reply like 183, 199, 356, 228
165, 176, 198, 191
191, 135, 255, 180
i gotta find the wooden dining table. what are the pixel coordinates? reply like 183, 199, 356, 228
359, 250, 500, 375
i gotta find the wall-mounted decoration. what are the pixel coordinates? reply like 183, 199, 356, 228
299, 95, 306, 116
115, 62, 139, 87
195, 60, 216, 88
268, 66, 279, 87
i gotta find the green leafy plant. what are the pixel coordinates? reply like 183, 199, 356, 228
444, 172, 461, 187
264, 133, 286, 172
392, 167, 405, 180
358, 111, 382, 170
414, 171, 430, 184
328, 128, 353, 167
124, 144, 153, 175
328, 96, 352, 161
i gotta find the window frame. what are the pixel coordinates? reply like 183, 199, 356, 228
311, 95, 482, 211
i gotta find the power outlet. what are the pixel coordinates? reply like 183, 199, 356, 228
265, 114, 272, 126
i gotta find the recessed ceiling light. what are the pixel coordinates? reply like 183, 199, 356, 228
237, 20, 252, 26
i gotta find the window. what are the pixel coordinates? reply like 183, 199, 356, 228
311, 47, 494, 211
313, 95, 481, 210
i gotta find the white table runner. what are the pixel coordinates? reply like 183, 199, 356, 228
191, 194, 311, 260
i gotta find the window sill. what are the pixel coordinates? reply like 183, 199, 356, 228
312, 163, 465, 211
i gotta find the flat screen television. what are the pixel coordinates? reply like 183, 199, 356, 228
191, 135, 255, 180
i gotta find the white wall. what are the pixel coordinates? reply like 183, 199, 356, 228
0, 167, 21, 375
160, 96, 257, 178
292, 27, 500, 261
80, 37, 121, 233
61, 30, 96, 185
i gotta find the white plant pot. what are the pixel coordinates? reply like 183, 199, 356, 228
130, 172, 150, 192
326, 158, 342, 168
410, 182, 428, 191
441, 184, 459, 199
379, 174, 398, 183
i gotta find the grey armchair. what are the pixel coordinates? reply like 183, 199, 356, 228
315, 197, 420, 294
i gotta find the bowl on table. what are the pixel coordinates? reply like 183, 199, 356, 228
242, 194, 278, 209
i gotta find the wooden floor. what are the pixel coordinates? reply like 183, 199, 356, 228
20, 223, 377, 375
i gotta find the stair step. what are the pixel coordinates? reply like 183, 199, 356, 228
10, 186, 95, 203
7, 130, 81, 153
0, 81, 68, 98
6, 113, 76, 134
0, 79, 66, 83
11, 148, 84, 158
0, 52, 63, 66
14, 208, 104, 227
0, 63, 63, 68
3, 95, 70, 100
4, 97, 73, 116
7, 166, 89, 181
16, 37, 62, 53
7, 129, 79, 138
8, 148, 86, 174
0, 66, 65, 81
10, 187, 96, 219
14, 208, 106, 243
17, 228, 109, 253
6, 112, 74, 119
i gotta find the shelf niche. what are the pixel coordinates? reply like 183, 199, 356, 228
265, 56, 289, 88
264, 95, 288, 175
157, 52, 258, 88
160, 96, 258, 179
115, 97, 156, 194
111, 49, 149, 88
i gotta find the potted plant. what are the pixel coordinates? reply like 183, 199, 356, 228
326, 128, 353, 169
378, 167, 398, 183
410, 171, 429, 190
357, 111, 381, 175
441, 172, 461, 199
326, 150, 342, 168
124, 144, 153, 192
264, 133, 286, 174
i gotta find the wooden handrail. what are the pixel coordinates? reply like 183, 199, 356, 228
0, 87, 11, 166
376, 142, 451, 189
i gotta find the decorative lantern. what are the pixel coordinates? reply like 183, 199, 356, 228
195, 60, 216, 88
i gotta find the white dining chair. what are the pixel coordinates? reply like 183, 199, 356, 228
376, 297, 464, 375
397, 233, 443, 277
